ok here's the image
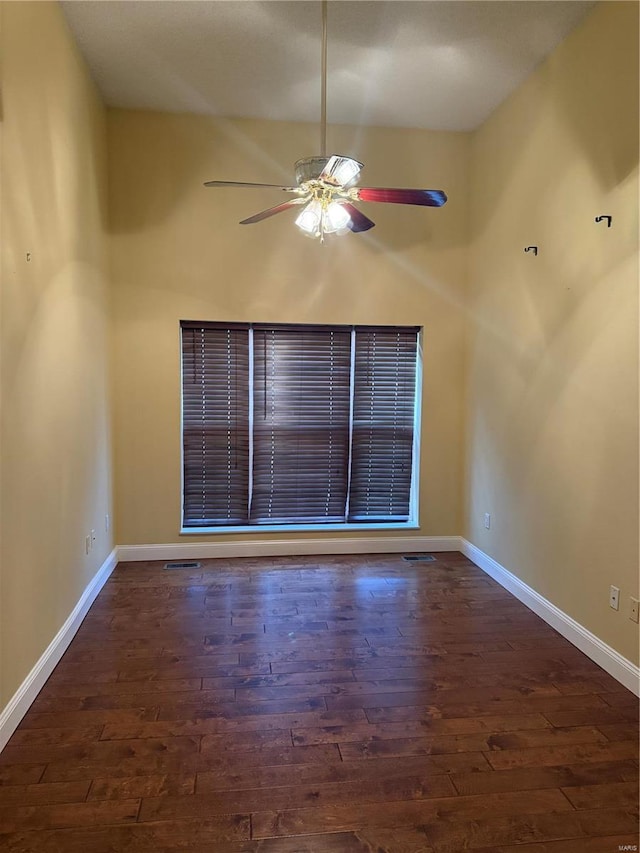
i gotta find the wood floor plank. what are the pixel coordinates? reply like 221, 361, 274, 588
336, 725, 607, 761
485, 740, 639, 770
155, 695, 327, 721
250, 789, 573, 838
18, 708, 160, 730
8, 726, 105, 747
596, 722, 639, 742
202, 669, 357, 690
87, 774, 195, 801
115, 661, 271, 682
221, 830, 433, 853
450, 759, 639, 795
335, 828, 435, 853
421, 808, 640, 851
366, 640, 513, 655
0, 765, 46, 786
138, 773, 456, 821
0, 552, 637, 851
0, 736, 201, 768
560, 780, 640, 810
479, 837, 640, 853
600, 690, 639, 708
0, 816, 251, 851
38, 678, 208, 698
542, 706, 638, 727
199, 729, 295, 754
100, 708, 367, 741
195, 752, 491, 794
364, 693, 612, 723
291, 713, 550, 745
0, 799, 140, 832
195, 743, 341, 771
0, 781, 91, 807
41, 757, 197, 784
269, 652, 470, 674
325, 684, 566, 711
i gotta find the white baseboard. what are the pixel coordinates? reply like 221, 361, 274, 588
461, 538, 640, 697
117, 535, 461, 563
0, 548, 118, 752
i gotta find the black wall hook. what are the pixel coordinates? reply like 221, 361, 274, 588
524, 246, 538, 256
595, 215, 612, 227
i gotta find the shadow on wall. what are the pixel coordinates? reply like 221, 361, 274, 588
550, 8, 639, 192
107, 113, 301, 235
469, 3, 639, 240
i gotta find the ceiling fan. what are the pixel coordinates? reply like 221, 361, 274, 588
204, 1, 447, 240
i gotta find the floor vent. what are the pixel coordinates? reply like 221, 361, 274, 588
402, 554, 437, 562
164, 561, 201, 569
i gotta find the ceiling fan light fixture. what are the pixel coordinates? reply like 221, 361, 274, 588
296, 198, 352, 239
295, 198, 323, 236
203, 1, 447, 238
323, 200, 352, 233
322, 156, 363, 188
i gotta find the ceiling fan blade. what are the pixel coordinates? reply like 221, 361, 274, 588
239, 197, 308, 225
342, 203, 375, 233
354, 188, 447, 207
318, 155, 364, 187
204, 180, 298, 191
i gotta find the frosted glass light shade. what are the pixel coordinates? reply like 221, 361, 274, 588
323, 156, 362, 187
295, 199, 323, 235
323, 202, 351, 233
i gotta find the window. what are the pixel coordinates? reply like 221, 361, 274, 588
181, 322, 421, 530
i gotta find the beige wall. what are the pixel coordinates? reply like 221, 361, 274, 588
465, 1, 639, 663
108, 112, 470, 545
0, 1, 113, 705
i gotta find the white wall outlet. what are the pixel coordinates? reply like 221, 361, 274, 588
105, 513, 110, 533
630, 597, 639, 623
85, 534, 91, 555
609, 585, 620, 611
484, 513, 491, 530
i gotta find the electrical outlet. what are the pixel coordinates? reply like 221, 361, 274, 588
105, 513, 110, 533
630, 597, 639, 624
85, 535, 91, 555
91, 528, 96, 545
609, 585, 620, 611
484, 513, 491, 530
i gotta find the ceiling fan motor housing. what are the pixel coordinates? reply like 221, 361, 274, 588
295, 156, 332, 184
295, 155, 363, 188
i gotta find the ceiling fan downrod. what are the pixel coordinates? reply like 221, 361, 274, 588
320, 0, 328, 157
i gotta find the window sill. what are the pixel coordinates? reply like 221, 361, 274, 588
180, 522, 420, 535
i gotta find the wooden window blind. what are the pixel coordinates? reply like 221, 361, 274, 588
251, 325, 352, 523
349, 327, 418, 521
181, 322, 250, 526
181, 322, 419, 528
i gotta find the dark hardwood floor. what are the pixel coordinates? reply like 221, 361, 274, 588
0, 551, 638, 851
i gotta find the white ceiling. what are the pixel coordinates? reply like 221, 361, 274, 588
61, 0, 594, 132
